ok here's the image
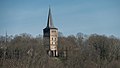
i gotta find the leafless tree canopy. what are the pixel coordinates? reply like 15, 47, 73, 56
0, 33, 120, 68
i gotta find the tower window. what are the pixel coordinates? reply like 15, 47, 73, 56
55, 38, 56, 41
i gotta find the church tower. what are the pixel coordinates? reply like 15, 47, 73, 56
43, 7, 58, 57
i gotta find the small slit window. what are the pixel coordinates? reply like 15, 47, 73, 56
52, 31, 56, 33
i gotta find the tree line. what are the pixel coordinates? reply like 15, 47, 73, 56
0, 32, 120, 68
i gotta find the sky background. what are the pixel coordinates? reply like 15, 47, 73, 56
0, 0, 120, 37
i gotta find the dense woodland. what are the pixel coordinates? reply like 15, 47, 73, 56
0, 32, 120, 68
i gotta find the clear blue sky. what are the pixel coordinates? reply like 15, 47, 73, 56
0, 0, 120, 37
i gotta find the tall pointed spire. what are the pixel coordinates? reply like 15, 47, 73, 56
47, 7, 55, 28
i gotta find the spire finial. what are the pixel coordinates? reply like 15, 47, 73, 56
49, 5, 50, 9
5, 29, 7, 38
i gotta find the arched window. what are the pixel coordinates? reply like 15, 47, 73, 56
55, 38, 56, 41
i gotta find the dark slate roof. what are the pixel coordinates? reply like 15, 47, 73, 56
46, 7, 55, 28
